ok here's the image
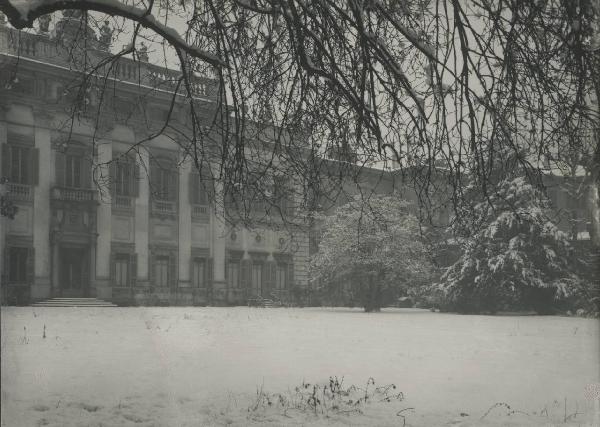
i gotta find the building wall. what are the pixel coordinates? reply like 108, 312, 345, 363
0, 98, 308, 305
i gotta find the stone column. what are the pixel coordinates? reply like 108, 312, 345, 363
135, 147, 150, 286
178, 152, 191, 288
94, 140, 112, 299
32, 118, 52, 299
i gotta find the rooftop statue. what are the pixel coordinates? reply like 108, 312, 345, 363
99, 21, 113, 51
138, 42, 149, 62
38, 14, 51, 34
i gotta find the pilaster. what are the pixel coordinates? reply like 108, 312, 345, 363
95, 139, 112, 299
178, 152, 191, 287
135, 147, 150, 285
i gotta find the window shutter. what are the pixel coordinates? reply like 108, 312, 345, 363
81, 250, 90, 292
109, 162, 116, 196
169, 172, 179, 202
55, 151, 66, 186
148, 252, 154, 286
149, 162, 159, 199
287, 261, 294, 288
26, 247, 35, 285
130, 253, 137, 287
30, 148, 39, 185
189, 173, 197, 204
109, 252, 116, 284
2, 144, 11, 179
264, 261, 275, 294
82, 156, 92, 189
168, 253, 177, 288
3, 247, 10, 284
206, 257, 213, 289
241, 259, 250, 290
132, 163, 140, 197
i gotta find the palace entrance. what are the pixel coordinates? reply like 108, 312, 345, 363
59, 247, 90, 297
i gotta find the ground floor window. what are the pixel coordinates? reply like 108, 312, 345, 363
191, 258, 206, 288
227, 259, 240, 289
154, 256, 169, 287
8, 247, 29, 283
114, 255, 130, 287
251, 262, 263, 296
275, 263, 288, 290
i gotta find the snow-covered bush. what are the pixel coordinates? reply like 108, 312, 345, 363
439, 177, 585, 314
310, 195, 435, 312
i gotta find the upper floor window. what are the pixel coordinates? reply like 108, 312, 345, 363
1, 144, 38, 185
56, 149, 91, 188
150, 157, 177, 202
189, 173, 208, 205
111, 156, 139, 197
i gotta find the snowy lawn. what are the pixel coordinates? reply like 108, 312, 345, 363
1, 307, 599, 426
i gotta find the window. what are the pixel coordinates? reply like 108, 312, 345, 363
2, 144, 38, 185
189, 173, 208, 205
56, 150, 90, 188
8, 247, 29, 283
251, 262, 263, 296
115, 160, 134, 196
191, 258, 206, 288
65, 154, 82, 187
273, 178, 293, 215
227, 259, 240, 289
275, 263, 288, 290
150, 158, 177, 201
154, 256, 170, 287
114, 255, 129, 287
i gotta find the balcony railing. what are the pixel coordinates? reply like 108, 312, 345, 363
113, 195, 133, 209
7, 183, 32, 201
51, 186, 97, 202
0, 26, 217, 99
152, 199, 177, 216
191, 204, 209, 221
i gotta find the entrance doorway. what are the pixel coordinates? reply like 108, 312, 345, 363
60, 247, 89, 297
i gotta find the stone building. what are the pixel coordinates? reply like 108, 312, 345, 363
0, 16, 308, 305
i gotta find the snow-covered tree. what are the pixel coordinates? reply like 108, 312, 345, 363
439, 177, 586, 314
310, 195, 434, 312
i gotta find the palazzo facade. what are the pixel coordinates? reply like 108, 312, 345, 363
0, 18, 309, 305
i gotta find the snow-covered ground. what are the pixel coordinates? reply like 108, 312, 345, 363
1, 307, 599, 426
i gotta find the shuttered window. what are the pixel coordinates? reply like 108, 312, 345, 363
55, 151, 91, 188
227, 259, 241, 289
1, 144, 38, 185
8, 247, 29, 283
191, 258, 206, 288
150, 158, 177, 202
189, 173, 208, 205
111, 253, 137, 287
154, 256, 170, 287
65, 154, 82, 187
110, 157, 139, 197
275, 263, 288, 290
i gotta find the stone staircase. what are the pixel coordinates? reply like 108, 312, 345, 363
31, 298, 118, 307
247, 296, 282, 308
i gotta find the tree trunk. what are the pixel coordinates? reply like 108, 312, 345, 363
363, 273, 382, 312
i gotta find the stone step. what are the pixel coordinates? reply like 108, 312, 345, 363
31, 298, 117, 307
